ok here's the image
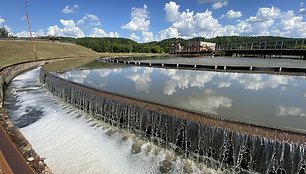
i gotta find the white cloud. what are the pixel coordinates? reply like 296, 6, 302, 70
62, 4, 79, 14
277, 106, 306, 117
0, 17, 12, 34
160, 2, 225, 39
129, 33, 140, 41
78, 14, 101, 26
142, 31, 153, 42
0, 16, 5, 25
60, 19, 75, 28
122, 5, 150, 32
194, 10, 221, 31
15, 29, 45, 37
225, 10, 242, 19
77, 19, 84, 25
160, 3, 306, 39
248, 6, 280, 22
218, 6, 281, 36
299, 2, 305, 15
242, 7, 280, 35
89, 27, 119, 38
47, 25, 64, 36
271, 11, 306, 37
212, 1, 228, 10
47, 19, 84, 38
172, 9, 195, 36
158, 27, 179, 40
164, 1, 180, 22
299, 8, 306, 15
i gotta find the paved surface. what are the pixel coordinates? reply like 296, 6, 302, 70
0, 124, 35, 174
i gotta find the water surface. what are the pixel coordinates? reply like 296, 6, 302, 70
58, 66, 306, 133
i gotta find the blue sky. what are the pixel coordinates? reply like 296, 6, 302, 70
0, 0, 305, 42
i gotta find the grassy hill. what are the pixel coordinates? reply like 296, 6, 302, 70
0, 40, 99, 69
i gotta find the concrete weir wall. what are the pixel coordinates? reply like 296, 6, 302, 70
0, 61, 46, 106
101, 58, 306, 75
41, 67, 306, 174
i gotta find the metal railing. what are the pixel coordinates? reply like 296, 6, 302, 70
216, 39, 306, 51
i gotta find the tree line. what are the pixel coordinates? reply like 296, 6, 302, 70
1, 27, 302, 53
54, 36, 299, 53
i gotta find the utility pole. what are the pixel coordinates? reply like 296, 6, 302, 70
25, 0, 38, 61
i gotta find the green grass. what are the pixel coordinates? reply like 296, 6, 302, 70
0, 40, 99, 69
0, 40, 168, 70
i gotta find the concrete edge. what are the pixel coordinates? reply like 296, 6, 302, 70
41, 63, 306, 146
0, 58, 86, 174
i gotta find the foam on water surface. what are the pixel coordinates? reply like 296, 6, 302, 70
5, 68, 222, 174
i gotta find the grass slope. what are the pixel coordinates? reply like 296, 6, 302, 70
0, 40, 99, 69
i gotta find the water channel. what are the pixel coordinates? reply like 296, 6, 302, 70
4, 57, 306, 173
4, 67, 220, 174
57, 62, 306, 134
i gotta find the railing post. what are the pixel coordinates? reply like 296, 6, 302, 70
259, 42, 261, 49
295, 40, 298, 49
264, 42, 267, 49
275, 41, 278, 49
281, 41, 283, 49
302, 40, 304, 50
251, 43, 253, 49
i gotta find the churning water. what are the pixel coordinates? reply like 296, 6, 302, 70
4, 68, 222, 174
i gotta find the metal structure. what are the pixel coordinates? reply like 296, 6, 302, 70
216, 39, 306, 59
170, 39, 306, 59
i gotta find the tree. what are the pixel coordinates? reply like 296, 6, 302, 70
0, 27, 9, 38
151, 45, 161, 53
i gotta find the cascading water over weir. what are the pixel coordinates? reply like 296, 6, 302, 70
40, 62, 306, 174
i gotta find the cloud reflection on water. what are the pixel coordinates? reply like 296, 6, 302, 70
178, 89, 232, 115
227, 73, 292, 91
125, 67, 153, 92
57, 66, 306, 127
160, 69, 216, 95
277, 106, 306, 117
58, 68, 122, 88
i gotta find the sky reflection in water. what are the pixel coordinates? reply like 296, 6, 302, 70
57, 66, 306, 133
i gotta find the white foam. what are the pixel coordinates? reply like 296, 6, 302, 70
9, 68, 157, 174
8, 68, 222, 174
